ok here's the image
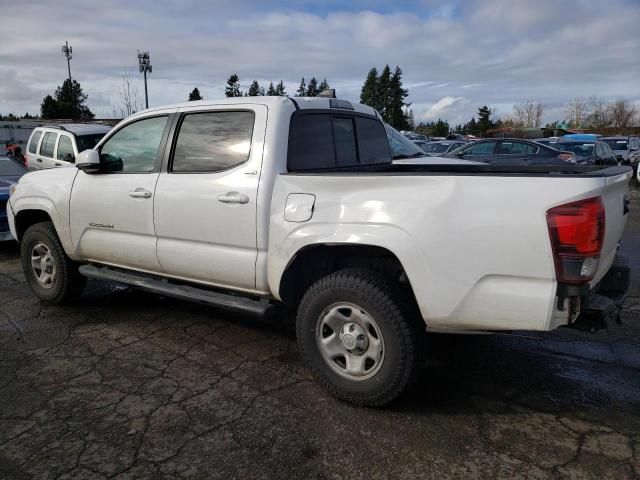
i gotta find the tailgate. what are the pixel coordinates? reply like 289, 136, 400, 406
593, 169, 632, 285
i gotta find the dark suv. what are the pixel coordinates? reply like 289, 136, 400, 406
600, 136, 640, 173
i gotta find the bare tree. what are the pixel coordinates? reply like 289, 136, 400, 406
119, 68, 141, 116
512, 101, 545, 127
586, 96, 610, 128
608, 98, 638, 130
565, 98, 588, 128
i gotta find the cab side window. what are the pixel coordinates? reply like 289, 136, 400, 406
56, 136, 75, 162
100, 116, 168, 173
171, 111, 254, 173
40, 132, 58, 158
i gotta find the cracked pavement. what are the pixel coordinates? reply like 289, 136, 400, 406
1, 184, 639, 479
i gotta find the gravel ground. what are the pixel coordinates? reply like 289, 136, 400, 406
0, 183, 639, 479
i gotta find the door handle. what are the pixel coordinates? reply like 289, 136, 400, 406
36, 158, 42, 162
129, 188, 152, 199
217, 191, 249, 204
55, 162, 61, 166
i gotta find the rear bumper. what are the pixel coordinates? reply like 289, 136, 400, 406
566, 255, 630, 332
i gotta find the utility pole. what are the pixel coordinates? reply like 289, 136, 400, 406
61, 41, 72, 84
137, 51, 152, 109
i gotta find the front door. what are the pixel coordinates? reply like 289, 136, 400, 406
154, 105, 266, 291
69, 114, 172, 273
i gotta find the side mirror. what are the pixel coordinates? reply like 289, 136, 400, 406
76, 149, 100, 173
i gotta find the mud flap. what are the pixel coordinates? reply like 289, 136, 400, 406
568, 256, 630, 333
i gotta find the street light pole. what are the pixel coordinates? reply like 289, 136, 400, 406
61, 41, 72, 84
137, 51, 152, 109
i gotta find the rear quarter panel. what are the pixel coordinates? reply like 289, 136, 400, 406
269, 173, 609, 331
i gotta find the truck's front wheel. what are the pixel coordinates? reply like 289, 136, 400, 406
21, 222, 86, 304
296, 269, 424, 407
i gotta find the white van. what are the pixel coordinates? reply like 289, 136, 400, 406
25, 124, 111, 170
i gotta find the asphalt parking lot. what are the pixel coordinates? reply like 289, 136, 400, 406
1, 185, 639, 480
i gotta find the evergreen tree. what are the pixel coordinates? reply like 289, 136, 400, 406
389, 66, 410, 130
477, 105, 492, 136
259, 86, 266, 96
266, 82, 277, 96
306, 77, 319, 97
275, 80, 286, 96
433, 118, 450, 137
295, 78, 306, 97
377, 65, 393, 123
188, 88, 203, 101
39, 79, 94, 120
407, 109, 415, 130
318, 78, 330, 93
40, 95, 58, 119
360, 67, 379, 110
225, 74, 242, 97
247, 80, 262, 96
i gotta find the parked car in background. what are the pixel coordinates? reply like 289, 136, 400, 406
386, 125, 428, 160
25, 124, 111, 170
420, 140, 467, 156
534, 137, 559, 147
446, 138, 576, 165
600, 136, 640, 173
413, 140, 429, 151
0, 156, 27, 240
402, 132, 428, 142
555, 140, 618, 166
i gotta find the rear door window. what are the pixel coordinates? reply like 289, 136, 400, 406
40, 132, 58, 158
171, 111, 254, 173
28, 131, 42, 154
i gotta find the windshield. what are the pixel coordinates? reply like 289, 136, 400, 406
423, 143, 449, 153
557, 142, 594, 156
0, 157, 27, 176
76, 133, 108, 152
385, 125, 425, 159
602, 139, 628, 151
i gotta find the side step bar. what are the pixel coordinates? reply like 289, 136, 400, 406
79, 265, 272, 316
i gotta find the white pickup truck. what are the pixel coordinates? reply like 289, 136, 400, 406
6, 96, 632, 406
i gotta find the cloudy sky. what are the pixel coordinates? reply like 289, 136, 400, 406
1, 0, 638, 125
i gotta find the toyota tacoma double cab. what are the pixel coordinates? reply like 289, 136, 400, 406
6, 96, 632, 406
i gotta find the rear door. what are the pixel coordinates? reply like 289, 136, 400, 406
37, 131, 58, 169
154, 105, 267, 291
26, 130, 43, 169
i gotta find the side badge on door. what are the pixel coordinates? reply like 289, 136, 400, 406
284, 194, 316, 222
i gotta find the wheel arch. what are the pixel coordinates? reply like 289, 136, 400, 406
14, 209, 54, 242
278, 243, 420, 312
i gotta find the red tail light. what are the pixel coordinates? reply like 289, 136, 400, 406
24, 154, 29, 168
546, 197, 605, 284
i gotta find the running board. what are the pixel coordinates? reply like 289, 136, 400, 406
79, 265, 272, 316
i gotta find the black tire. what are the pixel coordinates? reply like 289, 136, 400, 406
296, 268, 425, 407
20, 222, 86, 304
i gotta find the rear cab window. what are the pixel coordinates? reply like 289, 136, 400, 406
288, 112, 391, 171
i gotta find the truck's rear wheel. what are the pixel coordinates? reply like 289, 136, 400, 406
296, 269, 424, 407
21, 222, 86, 304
